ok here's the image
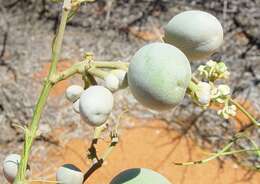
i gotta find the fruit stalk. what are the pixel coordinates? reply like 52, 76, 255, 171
14, 0, 71, 182
51, 60, 128, 83
92, 61, 129, 70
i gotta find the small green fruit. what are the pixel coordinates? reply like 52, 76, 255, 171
56, 164, 83, 184
105, 73, 120, 92
111, 69, 128, 89
128, 42, 191, 110
3, 154, 21, 183
110, 168, 171, 184
164, 10, 223, 61
66, 85, 84, 102
79, 85, 114, 126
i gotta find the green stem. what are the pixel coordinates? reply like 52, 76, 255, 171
93, 61, 129, 70
88, 67, 109, 79
51, 61, 88, 83
93, 124, 108, 139
15, 82, 53, 183
187, 80, 199, 95
229, 98, 260, 126
14, 1, 70, 183
49, 3, 70, 76
51, 61, 129, 83
218, 148, 260, 156
100, 138, 117, 160
174, 134, 245, 166
174, 140, 235, 166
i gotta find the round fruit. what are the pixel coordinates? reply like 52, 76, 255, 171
128, 42, 191, 110
65, 85, 84, 102
79, 85, 114, 126
164, 10, 223, 61
56, 164, 83, 184
73, 99, 80, 113
3, 154, 21, 183
111, 69, 128, 89
110, 168, 171, 184
105, 73, 120, 92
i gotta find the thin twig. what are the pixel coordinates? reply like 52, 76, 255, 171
173, 134, 243, 166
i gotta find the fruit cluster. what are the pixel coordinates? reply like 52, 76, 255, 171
6, 4, 258, 184
2, 9, 225, 184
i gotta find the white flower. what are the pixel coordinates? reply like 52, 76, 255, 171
197, 61, 230, 81
217, 85, 230, 96
211, 84, 230, 103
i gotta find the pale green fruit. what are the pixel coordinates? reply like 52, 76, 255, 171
111, 69, 128, 89
56, 164, 83, 184
110, 168, 172, 184
3, 154, 21, 183
79, 85, 114, 126
65, 85, 84, 102
128, 42, 191, 110
105, 73, 120, 92
164, 10, 223, 61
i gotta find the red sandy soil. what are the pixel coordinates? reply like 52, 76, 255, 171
28, 118, 260, 184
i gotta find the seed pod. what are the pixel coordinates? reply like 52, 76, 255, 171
128, 42, 191, 110
110, 168, 171, 184
73, 99, 80, 113
79, 85, 114, 126
164, 10, 223, 61
56, 164, 83, 184
105, 73, 120, 92
3, 154, 21, 183
111, 69, 128, 89
65, 85, 84, 102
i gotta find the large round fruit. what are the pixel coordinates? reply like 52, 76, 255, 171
79, 85, 114, 126
128, 42, 191, 110
164, 10, 223, 61
56, 164, 83, 184
110, 168, 171, 184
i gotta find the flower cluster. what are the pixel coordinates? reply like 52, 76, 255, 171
217, 104, 237, 119
193, 61, 237, 119
198, 60, 230, 82
211, 84, 230, 103
211, 84, 236, 119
